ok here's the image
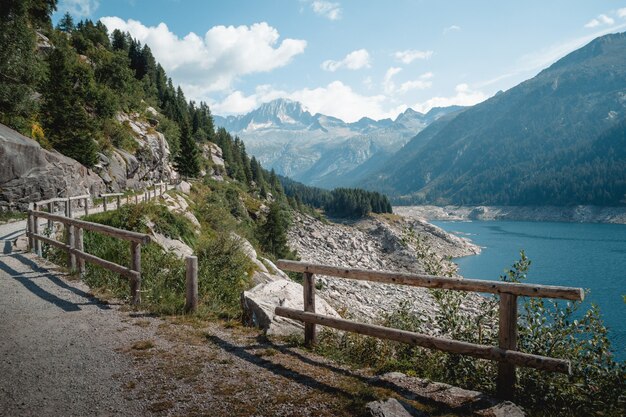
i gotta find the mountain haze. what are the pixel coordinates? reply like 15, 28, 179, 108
361, 32, 626, 206
214, 100, 462, 188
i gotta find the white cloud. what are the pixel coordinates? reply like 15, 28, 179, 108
321, 49, 371, 71
413, 84, 488, 113
394, 49, 433, 64
58, 0, 99, 17
212, 82, 407, 122
443, 25, 461, 35
383, 68, 432, 95
383, 67, 403, 94
311, 1, 342, 20
618, 8, 626, 18
584, 14, 614, 28
100, 17, 306, 94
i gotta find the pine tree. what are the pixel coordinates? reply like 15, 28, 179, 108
0, 0, 41, 132
56, 12, 74, 32
258, 202, 290, 258
42, 39, 98, 167
174, 121, 200, 178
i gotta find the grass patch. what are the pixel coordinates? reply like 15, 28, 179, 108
0, 210, 26, 223
131, 340, 155, 350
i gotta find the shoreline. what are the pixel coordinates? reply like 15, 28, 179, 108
394, 205, 626, 225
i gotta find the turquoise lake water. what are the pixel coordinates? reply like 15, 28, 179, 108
431, 220, 626, 361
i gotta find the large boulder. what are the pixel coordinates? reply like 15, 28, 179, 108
241, 279, 340, 337
0, 123, 105, 209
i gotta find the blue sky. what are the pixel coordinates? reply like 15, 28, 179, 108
54, 0, 626, 122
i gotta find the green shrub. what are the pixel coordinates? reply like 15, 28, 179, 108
195, 233, 253, 319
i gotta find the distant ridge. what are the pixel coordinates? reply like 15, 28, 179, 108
360, 31, 626, 206
214, 99, 462, 188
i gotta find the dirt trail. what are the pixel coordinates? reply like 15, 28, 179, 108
0, 249, 151, 416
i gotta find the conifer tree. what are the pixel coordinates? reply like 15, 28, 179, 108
258, 202, 290, 258
56, 12, 74, 32
174, 121, 200, 178
42, 39, 98, 166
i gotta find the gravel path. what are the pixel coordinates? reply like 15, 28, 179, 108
0, 247, 149, 416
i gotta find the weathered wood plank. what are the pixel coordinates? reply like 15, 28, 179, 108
275, 307, 571, 374
130, 242, 141, 305
303, 272, 316, 346
185, 256, 198, 313
497, 294, 518, 399
27, 232, 139, 280
30, 210, 150, 243
276, 260, 584, 301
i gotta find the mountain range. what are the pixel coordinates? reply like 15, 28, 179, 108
359, 31, 626, 206
215, 31, 626, 207
213, 100, 462, 188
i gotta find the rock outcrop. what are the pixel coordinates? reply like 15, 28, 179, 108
287, 213, 483, 325
375, 373, 525, 417
0, 123, 106, 209
366, 398, 427, 417
242, 279, 340, 336
93, 112, 177, 191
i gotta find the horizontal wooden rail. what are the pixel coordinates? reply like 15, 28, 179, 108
275, 307, 571, 374
31, 210, 150, 244
100, 192, 124, 197
276, 260, 584, 301
68, 194, 90, 201
28, 232, 139, 280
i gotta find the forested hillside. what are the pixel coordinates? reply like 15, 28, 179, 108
280, 175, 392, 218
361, 32, 626, 206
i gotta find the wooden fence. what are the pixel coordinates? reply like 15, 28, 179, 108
275, 259, 584, 400
26, 182, 174, 304
27, 209, 151, 304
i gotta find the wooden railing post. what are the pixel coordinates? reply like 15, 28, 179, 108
47, 202, 53, 230
135, 193, 138, 204
84, 197, 89, 216
27, 204, 34, 251
497, 293, 518, 400
103, 196, 108, 212
116, 195, 121, 209
67, 224, 76, 270
75, 227, 85, 278
185, 256, 198, 313
130, 242, 141, 305
303, 272, 317, 346
66, 197, 72, 218
33, 209, 41, 256
159, 183, 164, 196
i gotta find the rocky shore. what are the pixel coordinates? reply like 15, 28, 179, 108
395, 205, 626, 224
287, 213, 483, 326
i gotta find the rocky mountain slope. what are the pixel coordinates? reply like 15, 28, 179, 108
214, 99, 462, 188
361, 32, 626, 206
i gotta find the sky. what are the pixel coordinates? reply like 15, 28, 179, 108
53, 0, 626, 122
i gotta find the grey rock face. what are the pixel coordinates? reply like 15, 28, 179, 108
94, 112, 178, 191
366, 398, 428, 417
241, 279, 340, 336
0, 123, 105, 209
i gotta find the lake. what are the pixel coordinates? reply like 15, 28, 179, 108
431, 220, 626, 361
